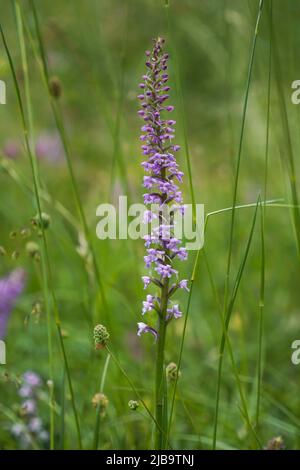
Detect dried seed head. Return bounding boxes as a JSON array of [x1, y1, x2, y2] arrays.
[[26, 241, 40, 259], [94, 324, 109, 350], [128, 400, 139, 411], [92, 393, 109, 417], [49, 76, 62, 99], [31, 212, 51, 230], [166, 362, 181, 383], [264, 436, 285, 450]]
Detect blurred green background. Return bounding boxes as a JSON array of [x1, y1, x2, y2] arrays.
[[0, 0, 300, 450]]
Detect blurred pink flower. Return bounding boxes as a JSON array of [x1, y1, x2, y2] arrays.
[[0, 269, 26, 339], [35, 132, 63, 164], [3, 139, 21, 159]]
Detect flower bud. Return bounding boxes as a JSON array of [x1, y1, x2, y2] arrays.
[[26, 241, 40, 259], [94, 324, 109, 350], [128, 400, 139, 411], [166, 362, 181, 383], [0, 246, 6, 256], [92, 393, 109, 417]]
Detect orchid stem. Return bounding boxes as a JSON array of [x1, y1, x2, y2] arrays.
[[155, 279, 169, 449]]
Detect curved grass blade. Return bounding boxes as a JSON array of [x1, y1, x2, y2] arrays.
[[0, 22, 82, 449]]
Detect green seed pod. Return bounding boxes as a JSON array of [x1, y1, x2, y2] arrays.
[[92, 393, 109, 417], [128, 400, 139, 411], [94, 324, 109, 350], [31, 212, 51, 230], [166, 362, 181, 383], [26, 241, 40, 258]]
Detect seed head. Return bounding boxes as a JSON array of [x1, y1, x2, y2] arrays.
[[92, 393, 109, 417], [264, 436, 285, 450], [128, 400, 139, 411], [94, 324, 109, 350], [26, 241, 40, 259], [31, 212, 51, 230]]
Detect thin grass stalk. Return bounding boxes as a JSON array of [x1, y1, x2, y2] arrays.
[[105, 346, 172, 449], [109, 1, 131, 201], [204, 239, 261, 448], [272, 16, 300, 258], [164, 0, 196, 219], [93, 354, 111, 450], [59, 368, 66, 450], [213, 0, 264, 449], [256, 0, 272, 427], [13, 0, 55, 448], [169, 205, 261, 447], [28, 0, 109, 325], [0, 23, 82, 449]]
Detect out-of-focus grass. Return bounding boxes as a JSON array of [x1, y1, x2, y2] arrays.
[[0, 0, 300, 450]]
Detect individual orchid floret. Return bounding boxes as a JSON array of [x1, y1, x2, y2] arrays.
[[155, 264, 177, 279], [178, 279, 189, 292], [142, 276, 151, 289], [137, 322, 158, 340], [167, 304, 182, 320], [142, 295, 155, 315]]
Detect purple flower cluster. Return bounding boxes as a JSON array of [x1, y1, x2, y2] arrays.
[[11, 371, 49, 448], [137, 38, 189, 339], [0, 269, 26, 340]]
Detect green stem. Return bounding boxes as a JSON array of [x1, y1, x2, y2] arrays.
[[155, 279, 168, 450], [93, 354, 111, 450]]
